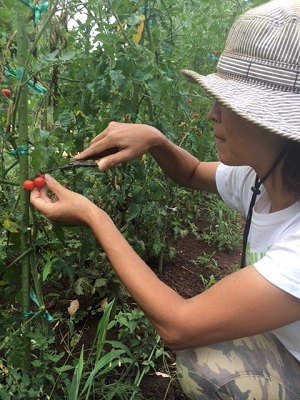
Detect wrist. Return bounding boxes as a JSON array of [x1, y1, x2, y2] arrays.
[[83, 204, 104, 226], [145, 125, 168, 151]]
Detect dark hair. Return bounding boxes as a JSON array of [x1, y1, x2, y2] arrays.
[[282, 140, 300, 198]]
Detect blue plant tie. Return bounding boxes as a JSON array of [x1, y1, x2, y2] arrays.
[[30, 288, 53, 321], [7, 145, 31, 156], [4, 66, 47, 94], [29, 288, 53, 322], [208, 53, 216, 62], [20, 0, 48, 23], [130, 113, 143, 122], [22, 310, 35, 318]]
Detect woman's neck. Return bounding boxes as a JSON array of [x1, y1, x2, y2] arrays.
[[262, 168, 297, 213]]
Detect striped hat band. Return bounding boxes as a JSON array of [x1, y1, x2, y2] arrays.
[[218, 55, 300, 94]]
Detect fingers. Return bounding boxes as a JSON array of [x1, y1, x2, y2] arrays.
[[30, 185, 47, 201], [30, 174, 66, 209], [44, 174, 66, 196], [75, 121, 151, 167], [75, 127, 109, 160], [74, 145, 100, 161], [95, 150, 132, 171], [30, 175, 81, 225], [75, 122, 122, 160], [95, 155, 115, 171]]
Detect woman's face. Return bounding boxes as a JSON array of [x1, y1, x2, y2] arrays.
[[208, 102, 285, 171]]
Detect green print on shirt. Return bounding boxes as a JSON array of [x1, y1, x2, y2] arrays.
[[246, 242, 271, 265]]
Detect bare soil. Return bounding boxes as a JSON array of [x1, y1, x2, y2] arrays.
[[48, 218, 241, 399]]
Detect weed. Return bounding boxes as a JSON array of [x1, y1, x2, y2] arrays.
[[200, 194, 242, 253], [200, 274, 217, 290], [191, 251, 219, 271]]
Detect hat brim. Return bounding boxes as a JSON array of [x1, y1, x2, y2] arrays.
[[181, 69, 300, 142]]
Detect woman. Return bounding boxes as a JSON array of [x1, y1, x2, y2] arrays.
[[31, 0, 300, 398]]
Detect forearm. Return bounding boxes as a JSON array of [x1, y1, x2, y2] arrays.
[[146, 128, 219, 192], [149, 135, 201, 187]]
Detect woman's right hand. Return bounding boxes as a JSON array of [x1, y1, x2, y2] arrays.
[[75, 122, 163, 171]]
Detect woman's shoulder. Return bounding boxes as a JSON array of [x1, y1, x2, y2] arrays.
[[216, 164, 256, 214]]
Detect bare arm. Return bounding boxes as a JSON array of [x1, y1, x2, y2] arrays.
[[88, 209, 300, 350], [75, 122, 219, 193], [30, 176, 300, 351], [148, 137, 219, 192]]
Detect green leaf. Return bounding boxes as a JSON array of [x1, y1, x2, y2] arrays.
[[127, 14, 141, 26], [55, 365, 74, 373], [44, 50, 59, 60], [126, 204, 141, 222], [69, 346, 84, 400], [52, 225, 65, 244], [59, 51, 76, 61], [30, 142, 50, 171], [74, 277, 93, 296], [110, 0, 121, 9], [133, 68, 154, 82], [31, 360, 43, 367], [109, 69, 126, 85], [42, 260, 52, 281]]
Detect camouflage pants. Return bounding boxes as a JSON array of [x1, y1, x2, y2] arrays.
[[176, 333, 300, 400]]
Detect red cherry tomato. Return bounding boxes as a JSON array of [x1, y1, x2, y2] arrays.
[[193, 113, 199, 118], [2, 89, 11, 98], [125, 114, 130, 119], [33, 176, 46, 188], [187, 99, 192, 104], [23, 180, 35, 191]]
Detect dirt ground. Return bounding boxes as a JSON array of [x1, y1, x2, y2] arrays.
[[49, 218, 242, 399]]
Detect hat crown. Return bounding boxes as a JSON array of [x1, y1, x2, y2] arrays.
[[181, 0, 300, 142], [224, 0, 300, 67], [217, 0, 300, 94]]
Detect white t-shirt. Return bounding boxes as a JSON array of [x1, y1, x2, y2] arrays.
[[216, 163, 300, 362]]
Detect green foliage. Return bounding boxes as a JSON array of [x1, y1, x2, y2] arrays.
[[0, 300, 168, 399], [199, 194, 242, 252], [0, 0, 255, 397]]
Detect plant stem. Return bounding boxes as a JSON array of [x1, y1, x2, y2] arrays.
[[144, 0, 155, 53], [12, 0, 59, 133], [0, 309, 46, 352], [17, 7, 31, 374], [0, 178, 19, 186], [7, 247, 33, 268]]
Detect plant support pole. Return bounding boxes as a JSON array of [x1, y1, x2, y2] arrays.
[[17, 7, 31, 373]]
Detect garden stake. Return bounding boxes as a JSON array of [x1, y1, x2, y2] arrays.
[[17, 7, 32, 373], [10, 0, 59, 375], [11, 0, 59, 136]]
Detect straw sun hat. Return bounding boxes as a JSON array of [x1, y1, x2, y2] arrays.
[[181, 0, 300, 141]]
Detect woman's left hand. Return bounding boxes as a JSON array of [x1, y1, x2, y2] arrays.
[[30, 174, 99, 226]]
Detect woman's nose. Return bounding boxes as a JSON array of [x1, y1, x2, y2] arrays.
[[208, 102, 221, 123]]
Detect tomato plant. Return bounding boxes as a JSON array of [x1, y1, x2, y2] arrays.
[[0, 0, 262, 396]]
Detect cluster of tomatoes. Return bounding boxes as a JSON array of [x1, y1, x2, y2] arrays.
[[187, 99, 199, 118], [23, 174, 46, 191]]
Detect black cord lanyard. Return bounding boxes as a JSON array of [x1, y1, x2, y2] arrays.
[[240, 175, 263, 268], [240, 143, 291, 268]]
